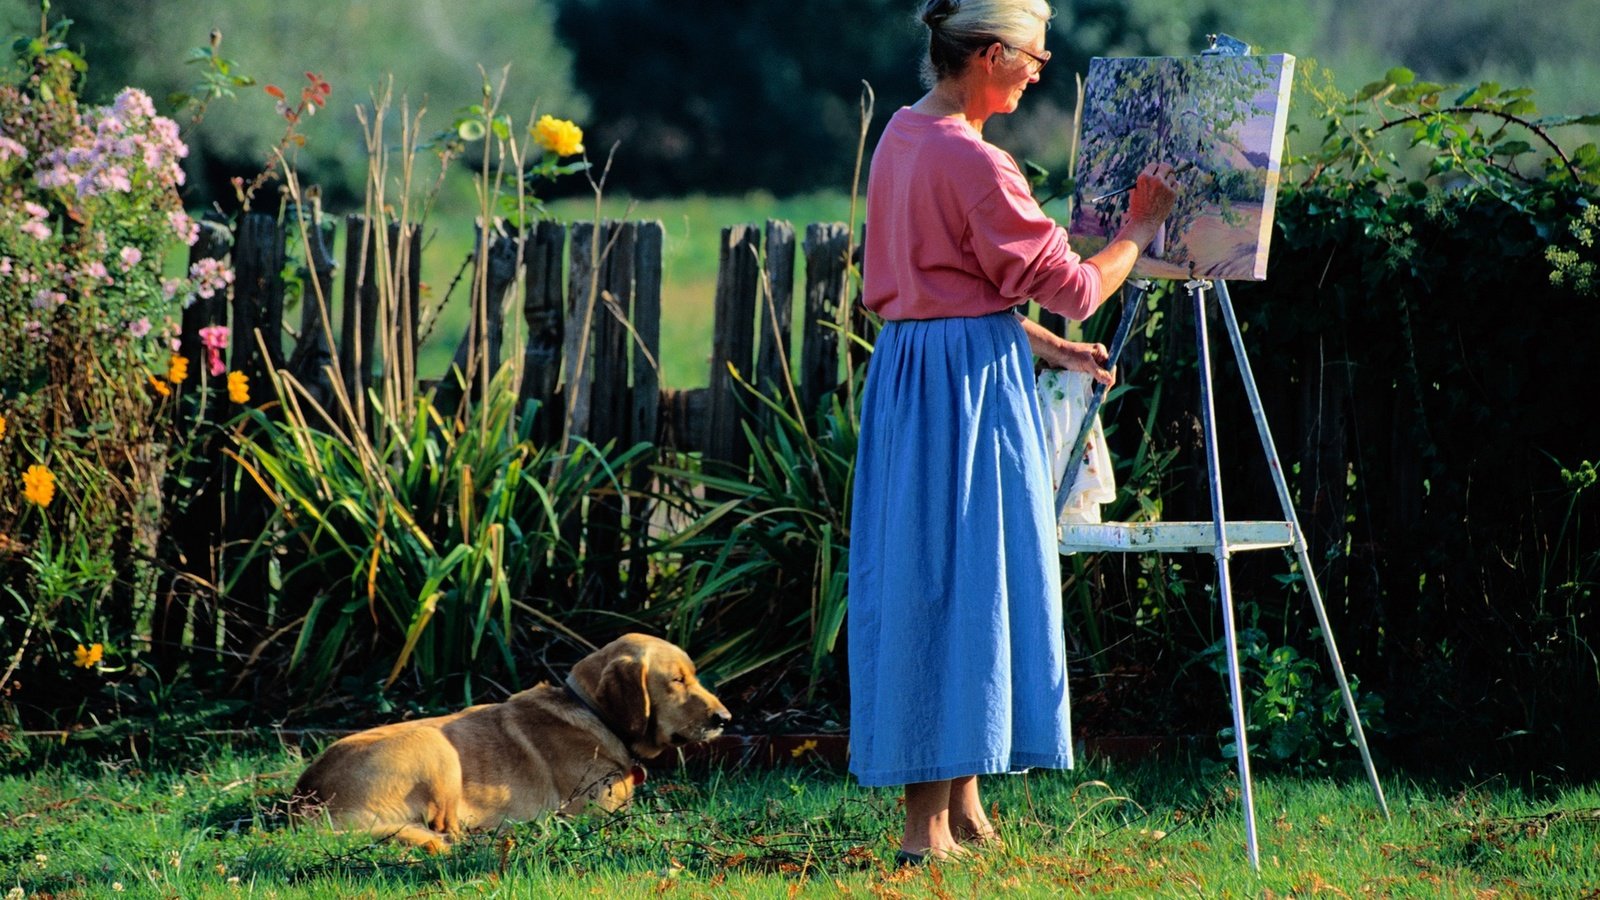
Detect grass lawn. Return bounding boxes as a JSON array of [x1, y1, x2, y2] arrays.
[[4, 742, 1597, 898]]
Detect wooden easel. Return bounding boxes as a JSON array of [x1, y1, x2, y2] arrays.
[[1056, 277, 1391, 869]]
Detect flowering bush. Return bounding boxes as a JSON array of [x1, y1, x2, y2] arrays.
[[0, 20, 218, 701], [0, 71, 205, 394]]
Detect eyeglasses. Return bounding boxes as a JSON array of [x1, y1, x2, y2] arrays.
[[1004, 43, 1050, 74]]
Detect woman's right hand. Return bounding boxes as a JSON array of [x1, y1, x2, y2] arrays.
[[1126, 162, 1178, 236]]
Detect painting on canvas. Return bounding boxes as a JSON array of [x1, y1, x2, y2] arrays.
[[1068, 53, 1295, 281]]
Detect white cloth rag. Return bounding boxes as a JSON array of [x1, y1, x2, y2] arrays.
[[1036, 368, 1117, 529]]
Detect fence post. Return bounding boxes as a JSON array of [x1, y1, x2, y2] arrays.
[[628, 221, 664, 606], [341, 214, 379, 430], [707, 224, 761, 473], [584, 222, 636, 604], [564, 222, 598, 443], [287, 211, 338, 408], [521, 220, 567, 447], [800, 223, 851, 418], [232, 212, 286, 377], [152, 217, 232, 675], [438, 220, 519, 416], [758, 220, 797, 417], [221, 211, 284, 668]]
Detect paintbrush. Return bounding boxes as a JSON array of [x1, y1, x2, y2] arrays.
[[1088, 160, 1195, 205]]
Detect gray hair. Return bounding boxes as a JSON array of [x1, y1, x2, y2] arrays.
[[919, 0, 1053, 87]]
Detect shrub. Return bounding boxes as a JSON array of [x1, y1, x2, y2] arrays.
[[0, 16, 209, 716]]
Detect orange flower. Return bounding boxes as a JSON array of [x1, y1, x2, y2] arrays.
[[0, 411, 7, 441], [148, 373, 171, 397], [227, 370, 249, 404], [167, 354, 189, 384], [74, 643, 104, 668], [22, 464, 55, 507]]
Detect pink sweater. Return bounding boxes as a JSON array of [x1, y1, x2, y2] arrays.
[[863, 107, 1104, 321]]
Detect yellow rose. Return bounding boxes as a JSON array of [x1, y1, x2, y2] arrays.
[[227, 370, 250, 404], [167, 354, 189, 384], [533, 115, 584, 157], [23, 464, 55, 507]]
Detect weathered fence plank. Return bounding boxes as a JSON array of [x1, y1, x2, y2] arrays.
[[564, 222, 598, 442], [758, 220, 797, 404], [628, 221, 664, 606], [286, 214, 337, 407], [438, 221, 519, 415], [521, 220, 567, 447], [587, 221, 636, 604], [707, 224, 761, 472], [233, 212, 286, 376], [340, 214, 379, 427], [800, 223, 851, 418]]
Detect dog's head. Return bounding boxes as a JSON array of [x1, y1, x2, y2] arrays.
[[568, 633, 732, 759]]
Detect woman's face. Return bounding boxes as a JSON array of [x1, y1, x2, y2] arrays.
[[984, 23, 1047, 117]]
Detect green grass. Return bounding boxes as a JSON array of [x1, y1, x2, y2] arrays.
[[408, 190, 857, 391], [4, 743, 1598, 897]]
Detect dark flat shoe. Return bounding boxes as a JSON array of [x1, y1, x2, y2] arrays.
[[894, 849, 926, 867]]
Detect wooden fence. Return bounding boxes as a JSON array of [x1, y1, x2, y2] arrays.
[[182, 212, 864, 460], [151, 209, 869, 675]]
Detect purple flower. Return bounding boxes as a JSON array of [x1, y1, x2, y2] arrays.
[[128, 317, 152, 338]]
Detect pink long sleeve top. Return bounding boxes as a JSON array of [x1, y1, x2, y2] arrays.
[[863, 107, 1104, 321]]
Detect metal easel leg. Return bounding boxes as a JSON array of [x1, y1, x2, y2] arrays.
[[1188, 278, 1262, 870], [1212, 280, 1391, 819]]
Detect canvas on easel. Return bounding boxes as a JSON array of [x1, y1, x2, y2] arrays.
[[1068, 53, 1295, 281]]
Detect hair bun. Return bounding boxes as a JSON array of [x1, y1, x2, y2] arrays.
[[921, 0, 958, 28]]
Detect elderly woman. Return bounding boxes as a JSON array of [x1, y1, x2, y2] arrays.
[[847, 0, 1178, 863]]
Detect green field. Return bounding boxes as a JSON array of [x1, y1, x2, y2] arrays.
[[4, 743, 1598, 897]]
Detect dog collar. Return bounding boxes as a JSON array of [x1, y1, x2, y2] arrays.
[[562, 677, 641, 758]]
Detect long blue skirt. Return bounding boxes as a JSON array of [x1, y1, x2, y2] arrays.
[[848, 311, 1074, 787]]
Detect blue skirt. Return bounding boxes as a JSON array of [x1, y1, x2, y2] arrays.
[[848, 311, 1074, 787]]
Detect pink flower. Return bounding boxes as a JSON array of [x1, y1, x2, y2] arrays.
[[0, 258, 10, 276], [84, 260, 110, 283], [0, 135, 26, 161], [170, 211, 199, 246], [190, 258, 234, 299], [119, 246, 142, 270], [23, 201, 48, 219], [198, 324, 230, 376], [128, 317, 152, 338], [22, 220, 50, 241], [112, 88, 156, 120], [198, 324, 230, 350]]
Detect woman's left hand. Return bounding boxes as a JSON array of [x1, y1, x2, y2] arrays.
[[1046, 341, 1115, 388]]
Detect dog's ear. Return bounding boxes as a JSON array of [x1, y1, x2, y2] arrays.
[[594, 653, 651, 744]]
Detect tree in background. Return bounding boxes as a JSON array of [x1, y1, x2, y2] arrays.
[[2, 0, 582, 209], [551, 0, 922, 197]]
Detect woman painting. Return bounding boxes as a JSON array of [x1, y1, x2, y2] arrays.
[[847, 0, 1178, 864]]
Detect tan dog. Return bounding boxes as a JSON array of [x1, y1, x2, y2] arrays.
[[290, 633, 731, 850]]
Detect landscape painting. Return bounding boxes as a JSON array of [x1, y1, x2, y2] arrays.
[[1069, 53, 1296, 281]]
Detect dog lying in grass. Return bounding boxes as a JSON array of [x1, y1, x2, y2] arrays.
[[290, 633, 731, 851]]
